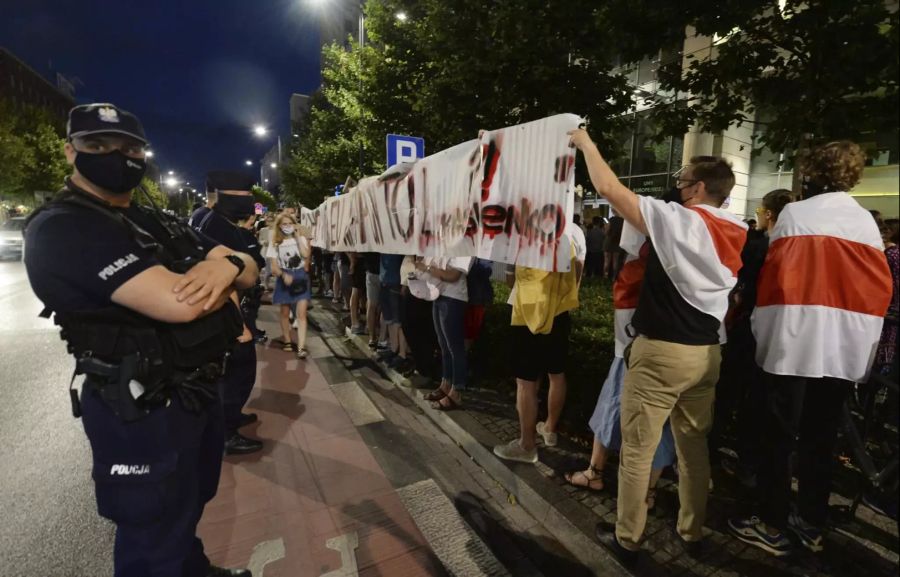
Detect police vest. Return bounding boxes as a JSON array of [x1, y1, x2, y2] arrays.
[[27, 188, 243, 392]]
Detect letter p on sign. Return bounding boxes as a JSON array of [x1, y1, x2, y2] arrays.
[[386, 134, 425, 167]]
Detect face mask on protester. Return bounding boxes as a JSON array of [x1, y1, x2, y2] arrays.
[[661, 186, 685, 205], [75, 150, 146, 194], [280, 224, 296, 235], [215, 194, 256, 221]]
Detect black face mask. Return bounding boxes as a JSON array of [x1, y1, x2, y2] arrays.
[[75, 150, 146, 194], [215, 193, 256, 221], [661, 186, 684, 205]]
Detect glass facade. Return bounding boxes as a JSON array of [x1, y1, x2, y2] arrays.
[[607, 111, 684, 198]]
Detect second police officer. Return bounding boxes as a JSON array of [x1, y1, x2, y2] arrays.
[[24, 103, 256, 577], [190, 171, 265, 455]]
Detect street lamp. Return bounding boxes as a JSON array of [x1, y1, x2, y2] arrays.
[[245, 160, 253, 166], [167, 170, 174, 176], [145, 150, 154, 158], [165, 177, 178, 188], [270, 162, 278, 169], [396, 11, 408, 21], [253, 125, 268, 137]]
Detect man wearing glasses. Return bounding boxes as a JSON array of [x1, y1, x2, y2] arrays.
[[570, 128, 747, 565], [24, 104, 254, 577]]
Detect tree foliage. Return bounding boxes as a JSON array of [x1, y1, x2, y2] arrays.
[[601, 0, 899, 156], [251, 185, 277, 211], [281, 0, 634, 206], [0, 98, 69, 206], [136, 177, 168, 210]]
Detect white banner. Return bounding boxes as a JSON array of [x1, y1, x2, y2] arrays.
[[476, 113, 580, 271], [307, 114, 582, 272]]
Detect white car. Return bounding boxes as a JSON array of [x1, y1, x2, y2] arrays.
[[0, 217, 26, 260]]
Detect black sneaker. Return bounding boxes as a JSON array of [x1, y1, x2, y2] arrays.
[[594, 522, 638, 568], [238, 413, 258, 428], [225, 433, 263, 455], [728, 516, 792, 557]]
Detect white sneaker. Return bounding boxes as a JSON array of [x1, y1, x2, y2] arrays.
[[493, 439, 538, 464], [536, 421, 558, 447]]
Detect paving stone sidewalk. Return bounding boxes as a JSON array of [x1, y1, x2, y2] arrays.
[[327, 298, 899, 577]]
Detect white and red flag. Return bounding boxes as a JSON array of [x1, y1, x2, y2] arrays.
[[752, 192, 892, 382]]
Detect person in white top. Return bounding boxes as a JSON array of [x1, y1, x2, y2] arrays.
[[266, 213, 312, 359], [414, 256, 472, 411], [257, 213, 275, 289]]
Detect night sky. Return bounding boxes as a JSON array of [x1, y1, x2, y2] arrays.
[[1, 0, 324, 190]]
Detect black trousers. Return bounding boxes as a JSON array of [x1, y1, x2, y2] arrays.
[[584, 251, 604, 277], [758, 373, 850, 530], [220, 341, 257, 437], [401, 291, 439, 380], [711, 318, 765, 472]]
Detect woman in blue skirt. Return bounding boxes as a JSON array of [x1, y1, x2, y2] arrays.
[[267, 213, 312, 359]]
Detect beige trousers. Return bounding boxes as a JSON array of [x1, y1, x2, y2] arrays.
[[616, 336, 721, 550]]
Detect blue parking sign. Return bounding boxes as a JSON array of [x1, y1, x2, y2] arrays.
[[386, 134, 425, 167]]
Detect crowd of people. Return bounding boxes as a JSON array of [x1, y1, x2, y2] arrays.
[[24, 102, 898, 576], [228, 136, 898, 566]]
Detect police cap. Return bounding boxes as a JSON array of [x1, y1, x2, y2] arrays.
[[67, 103, 148, 144], [206, 170, 255, 193]]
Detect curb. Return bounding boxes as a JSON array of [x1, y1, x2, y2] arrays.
[[336, 322, 632, 577]]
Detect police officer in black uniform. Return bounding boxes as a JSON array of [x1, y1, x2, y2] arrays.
[[190, 172, 264, 455], [24, 103, 255, 577]]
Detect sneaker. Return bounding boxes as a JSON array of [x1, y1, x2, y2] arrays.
[[325, 290, 334, 298], [727, 516, 792, 557], [493, 439, 538, 464], [787, 512, 824, 553], [368, 339, 378, 349], [376, 348, 396, 360], [536, 421, 558, 447], [351, 325, 366, 335], [721, 457, 758, 489]]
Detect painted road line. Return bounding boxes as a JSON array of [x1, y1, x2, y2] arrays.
[[398, 479, 511, 577], [246, 538, 285, 577], [330, 381, 386, 426]]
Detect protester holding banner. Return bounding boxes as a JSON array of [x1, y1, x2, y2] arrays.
[[493, 236, 581, 465], [570, 127, 746, 565], [729, 141, 892, 556], [414, 257, 473, 411]]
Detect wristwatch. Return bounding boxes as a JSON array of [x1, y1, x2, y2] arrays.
[[224, 254, 246, 277]]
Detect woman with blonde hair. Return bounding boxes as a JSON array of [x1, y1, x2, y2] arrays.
[[266, 212, 312, 359]]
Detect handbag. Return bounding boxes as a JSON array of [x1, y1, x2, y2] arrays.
[[284, 271, 309, 296]]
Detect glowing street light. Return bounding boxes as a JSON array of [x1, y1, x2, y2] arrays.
[[396, 11, 408, 21], [270, 162, 278, 169], [167, 170, 174, 176], [245, 160, 253, 166], [253, 125, 268, 137], [145, 150, 154, 158], [165, 177, 178, 187]]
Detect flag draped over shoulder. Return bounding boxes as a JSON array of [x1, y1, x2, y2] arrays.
[[752, 192, 892, 382]]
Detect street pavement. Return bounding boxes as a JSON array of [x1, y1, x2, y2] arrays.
[[0, 260, 115, 576], [0, 259, 585, 577]]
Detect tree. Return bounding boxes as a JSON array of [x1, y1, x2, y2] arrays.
[[136, 177, 168, 210], [601, 0, 899, 162], [250, 185, 277, 211], [282, 0, 635, 204], [21, 123, 68, 196]]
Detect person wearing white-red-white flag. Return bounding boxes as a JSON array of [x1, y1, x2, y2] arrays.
[[730, 141, 893, 557], [570, 127, 746, 565]]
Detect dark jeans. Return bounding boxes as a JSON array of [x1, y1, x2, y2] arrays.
[[433, 296, 468, 390], [220, 341, 257, 437], [402, 291, 439, 379], [711, 318, 765, 473], [585, 251, 604, 277], [758, 373, 851, 530]]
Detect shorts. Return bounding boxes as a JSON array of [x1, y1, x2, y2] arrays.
[[323, 253, 335, 274], [511, 311, 571, 381], [352, 264, 366, 290], [366, 273, 381, 305], [381, 283, 402, 324], [273, 269, 311, 304], [464, 304, 486, 341], [339, 262, 352, 293]]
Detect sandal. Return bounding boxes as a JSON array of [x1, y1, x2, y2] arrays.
[[564, 467, 605, 492], [282, 341, 294, 352], [431, 394, 461, 411], [423, 388, 447, 402], [297, 347, 308, 360]]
